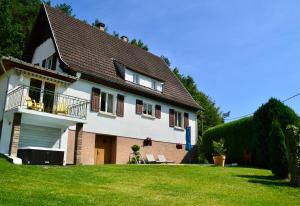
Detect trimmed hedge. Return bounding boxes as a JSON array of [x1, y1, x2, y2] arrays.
[[202, 116, 254, 164], [201, 98, 299, 167]]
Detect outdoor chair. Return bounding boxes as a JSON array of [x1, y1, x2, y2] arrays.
[[157, 154, 174, 164], [25, 96, 44, 111], [145, 154, 157, 164]]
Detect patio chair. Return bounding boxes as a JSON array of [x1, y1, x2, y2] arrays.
[[157, 154, 174, 164], [145, 154, 157, 164], [54, 103, 69, 115], [25, 97, 44, 111]]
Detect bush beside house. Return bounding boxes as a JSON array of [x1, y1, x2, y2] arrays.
[[200, 98, 300, 180], [201, 116, 254, 164]]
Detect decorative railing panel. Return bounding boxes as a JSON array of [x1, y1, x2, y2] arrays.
[[5, 85, 89, 120]]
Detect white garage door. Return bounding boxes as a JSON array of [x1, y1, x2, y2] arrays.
[[19, 124, 61, 148]]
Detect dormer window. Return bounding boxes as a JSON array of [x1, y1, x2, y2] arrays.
[[151, 80, 157, 90], [133, 73, 140, 84], [41, 53, 57, 70]]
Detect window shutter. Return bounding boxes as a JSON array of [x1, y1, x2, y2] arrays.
[[51, 53, 57, 70], [184, 112, 189, 128], [42, 59, 46, 67], [136, 99, 143, 114], [169, 109, 175, 127], [155, 105, 161, 119], [91, 88, 100, 112], [116, 94, 125, 117]]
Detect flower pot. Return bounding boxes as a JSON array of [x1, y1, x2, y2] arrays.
[[213, 155, 226, 167]]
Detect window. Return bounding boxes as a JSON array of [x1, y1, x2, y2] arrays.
[[143, 102, 153, 116], [100, 92, 114, 114], [151, 80, 156, 90], [45, 56, 53, 69], [133, 73, 140, 84], [174, 110, 183, 128]]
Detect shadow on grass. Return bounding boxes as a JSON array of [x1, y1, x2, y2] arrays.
[[236, 174, 290, 187]]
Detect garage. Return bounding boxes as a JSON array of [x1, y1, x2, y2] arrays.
[[17, 124, 64, 165]]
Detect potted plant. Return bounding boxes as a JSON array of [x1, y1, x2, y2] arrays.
[[129, 144, 141, 164], [212, 139, 227, 167]]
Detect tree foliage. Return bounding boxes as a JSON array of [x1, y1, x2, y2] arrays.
[[0, 0, 74, 59], [130, 39, 148, 51], [172, 68, 224, 136], [253, 98, 299, 167], [286, 125, 300, 186], [269, 120, 289, 179]]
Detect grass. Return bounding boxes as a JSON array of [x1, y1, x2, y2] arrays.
[[0, 157, 299, 206]]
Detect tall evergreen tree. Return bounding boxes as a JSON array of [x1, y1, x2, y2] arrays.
[[269, 120, 289, 179]]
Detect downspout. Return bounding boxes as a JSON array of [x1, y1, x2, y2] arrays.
[[0, 57, 10, 140]]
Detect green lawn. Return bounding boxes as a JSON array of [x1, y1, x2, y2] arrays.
[[0, 157, 299, 206]]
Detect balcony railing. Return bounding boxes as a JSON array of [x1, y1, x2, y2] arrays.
[[5, 85, 89, 120]]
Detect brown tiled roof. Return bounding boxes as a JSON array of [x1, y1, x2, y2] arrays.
[[44, 5, 201, 110]]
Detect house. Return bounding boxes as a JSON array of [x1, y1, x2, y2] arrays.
[[0, 4, 201, 165]]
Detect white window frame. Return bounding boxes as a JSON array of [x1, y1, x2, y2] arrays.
[[45, 56, 53, 70], [100, 91, 115, 115], [142, 102, 154, 117], [133, 73, 140, 84], [174, 110, 183, 128], [151, 79, 157, 90]]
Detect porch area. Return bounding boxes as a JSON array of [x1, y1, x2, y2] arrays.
[[2, 85, 89, 165]]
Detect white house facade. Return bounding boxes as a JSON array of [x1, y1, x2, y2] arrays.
[[0, 5, 201, 165]]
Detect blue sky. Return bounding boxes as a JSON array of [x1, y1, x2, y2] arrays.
[[52, 0, 300, 121]]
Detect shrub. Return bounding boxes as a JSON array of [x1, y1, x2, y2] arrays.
[[212, 139, 226, 156], [269, 121, 289, 179], [201, 116, 254, 163], [131, 145, 140, 154], [253, 98, 299, 168], [286, 125, 300, 186]]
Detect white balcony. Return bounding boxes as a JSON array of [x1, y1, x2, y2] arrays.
[[5, 85, 89, 126]]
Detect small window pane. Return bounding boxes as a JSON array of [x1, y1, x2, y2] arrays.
[[143, 103, 147, 114], [107, 94, 113, 113], [148, 104, 152, 115], [101, 92, 106, 112], [178, 112, 182, 127]]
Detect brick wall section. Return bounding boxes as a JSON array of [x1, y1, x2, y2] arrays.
[[68, 129, 189, 165], [9, 113, 22, 156], [67, 130, 75, 164], [68, 130, 96, 165], [74, 123, 83, 165], [116, 136, 188, 164]]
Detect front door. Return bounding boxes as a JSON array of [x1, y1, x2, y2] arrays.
[[95, 135, 114, 164]]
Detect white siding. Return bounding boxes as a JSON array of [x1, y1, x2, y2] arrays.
[[0, 74, 9, 119], [124, 69, 163, 92], [63, 79, 197, 145], [31, 38, 62, 72]]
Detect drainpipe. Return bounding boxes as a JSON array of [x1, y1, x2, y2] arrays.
[[0, 57, 10, 138]]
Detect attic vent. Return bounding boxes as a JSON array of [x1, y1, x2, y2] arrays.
[[95, 22, 105, 31], [121, 36, 128, 43]]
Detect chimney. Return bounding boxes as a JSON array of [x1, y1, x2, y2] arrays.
[[95, 22, 105, 31], [121, 36, 128, 43]]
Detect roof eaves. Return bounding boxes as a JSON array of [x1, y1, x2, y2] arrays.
[[43, 3, 69, 70]]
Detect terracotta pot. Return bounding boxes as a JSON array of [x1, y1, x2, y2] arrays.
[[213, 155, 226, 167]]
